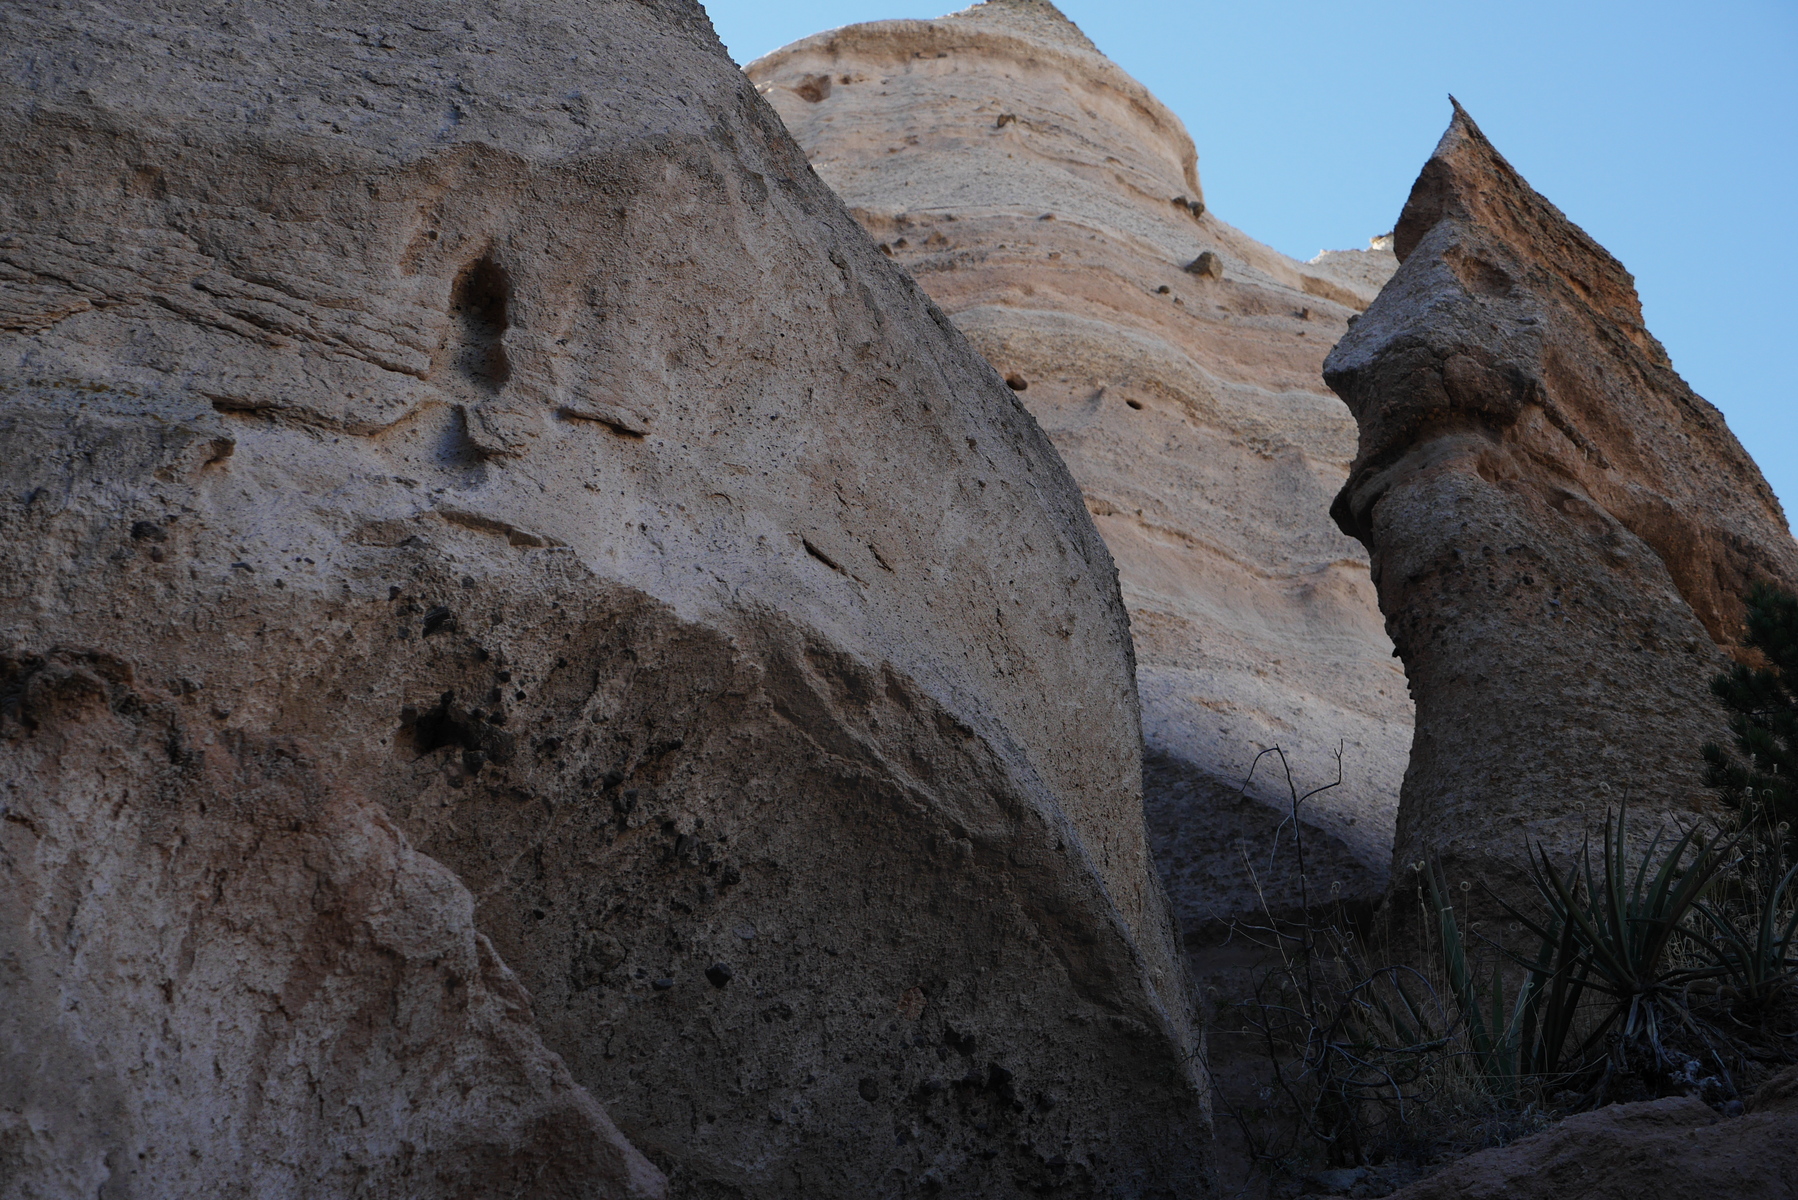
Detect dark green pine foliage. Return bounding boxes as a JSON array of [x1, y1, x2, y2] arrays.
[[1703, 584, 1798, 825]]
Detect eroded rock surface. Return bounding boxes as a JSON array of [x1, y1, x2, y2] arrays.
[[0, 647, 664, 1199], [1387, 1079, 1798, 1200], [0, 0, 1208, 1196], [748, 0, 1412, 931], [1325, 103, 1798, 913]]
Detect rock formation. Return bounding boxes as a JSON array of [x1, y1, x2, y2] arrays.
[[747, 0, 1412, 931], [0, 645, 666, 1199], [1386, 1075, 1798, 1200], [0, 1, 1209, 1196], [1324, 102, 1798, 914]]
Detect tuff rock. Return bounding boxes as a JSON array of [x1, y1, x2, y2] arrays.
[[748, 0, 1413, 933], [0, 1, 1210, 1195], [1385, 1068, 1798, 1200], [1324, 102, 1798, 916]]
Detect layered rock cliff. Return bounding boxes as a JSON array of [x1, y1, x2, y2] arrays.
[[1325, 102, 1798, 912], [0, 1, 1210, 1195], [748, 0, 1413, 930]]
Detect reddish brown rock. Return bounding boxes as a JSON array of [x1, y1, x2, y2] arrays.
[[1324, 102, 1798, 911]]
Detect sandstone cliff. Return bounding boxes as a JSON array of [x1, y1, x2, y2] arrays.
[[1325, 101, 1798, 912], [748, 0, 1413, 930], [0, 1, 1209, 1195]]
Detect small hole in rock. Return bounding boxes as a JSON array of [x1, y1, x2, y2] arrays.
[[448, 255, 511, 389]]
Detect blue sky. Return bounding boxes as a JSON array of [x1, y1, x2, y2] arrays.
[[703, 0, 1797, 525]]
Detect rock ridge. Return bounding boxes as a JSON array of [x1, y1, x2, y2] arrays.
[[0, 0, 1210, 1195], [1324, 100, 1798, 914], [749, 0, 1413, 932]]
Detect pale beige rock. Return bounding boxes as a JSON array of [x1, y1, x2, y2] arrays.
[[0, 0, 1208, 1196], [1325, 103, 1798, 918], [747, 0, 1413, 930]]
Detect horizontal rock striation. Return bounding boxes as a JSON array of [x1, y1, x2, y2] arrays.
[[1325, 101, 1798, 915], [0, 0, 1209, 1195], [748, 0, 1413, 932]]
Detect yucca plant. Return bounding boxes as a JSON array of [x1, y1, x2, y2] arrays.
[[1426, 805, 1746, 1099], [1509, 808, 1740, 1082], [1688, 858, 1798, 1009], [1424, 863, 1589, 1097]]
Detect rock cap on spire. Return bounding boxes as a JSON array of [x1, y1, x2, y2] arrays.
[[940, 0, 1101, 55]]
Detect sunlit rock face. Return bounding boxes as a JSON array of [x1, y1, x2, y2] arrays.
[[0, 0, 1211, 1196], [1325, 102, 1798, 919], [749, 0, 1413, 933]]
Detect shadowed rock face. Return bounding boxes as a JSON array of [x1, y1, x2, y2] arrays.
[[748, 0, 1413, 934], [0, 1, 1209, 1196], [1325, 102, 1798, 914], [0, 646, 665, 1200], [1386, 1075, 1798, 1200]]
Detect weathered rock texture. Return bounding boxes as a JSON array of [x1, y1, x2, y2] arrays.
[[1325, 102, 1798, 913], [1387, 1075, 1798, 1200], [0, 648, 665, 1199], [0, 1, 1209, 1196], [748, 0, 1412, 931]]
